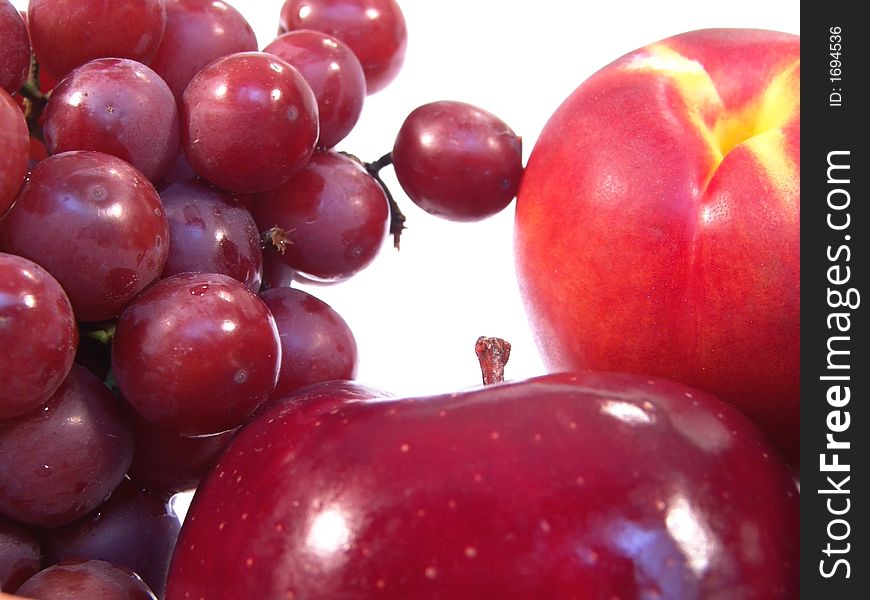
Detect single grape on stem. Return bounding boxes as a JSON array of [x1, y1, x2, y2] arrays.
[[392, 100, 523, 222]]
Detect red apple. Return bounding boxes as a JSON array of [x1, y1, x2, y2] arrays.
[[166, 373, 798, 599], [514, 29, 800, 466]]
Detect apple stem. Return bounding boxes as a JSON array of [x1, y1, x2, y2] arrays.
[[475, 336, 511, 385]]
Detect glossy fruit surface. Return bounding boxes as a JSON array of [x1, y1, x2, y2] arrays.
[[42, 478, 180, 599], [392, 100, 523, 222], [16, 559, 157, 600], [167, 372, 799, 599], [263, 30, 366, 148], [260, 286, 358, 398], [0, 0, 29, 94], [0, 366, 133, 528], [0, 514, 41, 593], [260, 247, 297, 290], [159, 179, 263, 292], [0, 151, 169, 322], [181, 51, 319, 194], [149, 0, 258, 103], [514, 29, 800, 465], [279, 0, 406, 94], [0, 88, 28, 216], [43, 58, 180, 184], [253, 151, 389, 282], [0, 253, 78, 420], [111, 272, 281, 436], [127, 414, 236, 495], [27, 0, 167, 80]]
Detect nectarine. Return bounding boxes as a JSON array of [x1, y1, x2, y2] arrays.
[[515, 29, 800, 465]]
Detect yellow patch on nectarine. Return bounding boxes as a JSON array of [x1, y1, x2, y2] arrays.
[[624, 45, 724, 162], [744, 130, 799, 213], [624, 45, 800, 197]]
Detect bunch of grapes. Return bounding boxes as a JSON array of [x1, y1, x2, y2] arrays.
[[0, 0, 524, 597]]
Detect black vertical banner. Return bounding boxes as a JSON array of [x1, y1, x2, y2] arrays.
[[801, 4, 867, 597]]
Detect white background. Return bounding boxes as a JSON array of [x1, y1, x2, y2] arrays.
[[12, 0, 801, 398]]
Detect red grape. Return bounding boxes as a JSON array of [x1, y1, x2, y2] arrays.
[[158, 152, 198, 188], [159, 179, 263, 292], [0, 0, 29, 94], [0, 514, 42, 593], [26, 0, 167, 80], [0, 253, 78, 420], [263, 30, 366, 148], [392, 100, 524, 221], [279, 0, 407, 94], [111, 272, 281, 436], [252, 150, 389, 282], [149, 0, 258, 104], [260, 287, 358, 399], [43, 58, 180, 184], [0, 151, 170, 322], [16, 559, 157, 600], [0, 88, 28, 217], [42, 478, 180, 599], [127, 414, 236, 495], [181, 51, 319, 194], [0, 365, 134, 528], [260, 246, 298, 290]]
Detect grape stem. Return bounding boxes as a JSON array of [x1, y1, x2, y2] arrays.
[[364, 152, 406, 250], [475, 336, 511, 386], [260, 226, 293, 253], [18, 53, 49, 137], [83, 324, 117, 345]]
